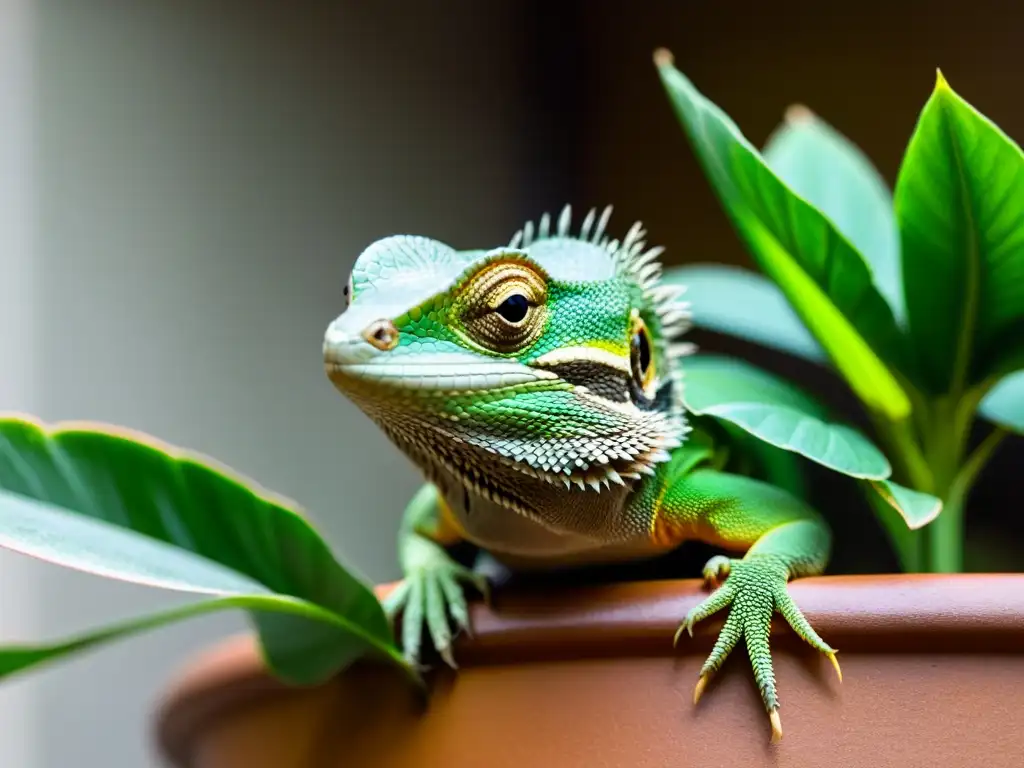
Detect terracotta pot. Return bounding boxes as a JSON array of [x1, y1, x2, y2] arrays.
[[155, 574, 1024, 768]]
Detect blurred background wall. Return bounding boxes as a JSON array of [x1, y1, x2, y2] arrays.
[[1, 0, 40, 765], [0, 1, 1022, 766], [3, 2, 536, 766]]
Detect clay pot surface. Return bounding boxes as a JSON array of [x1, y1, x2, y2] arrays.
[[156, 574, 1024, 768]]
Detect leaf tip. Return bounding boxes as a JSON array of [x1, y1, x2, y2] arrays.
[[934, 67, 951, 93], [783, 103, 816, 126], [914, 500, 944, 530], [653, 47, 675, 69]]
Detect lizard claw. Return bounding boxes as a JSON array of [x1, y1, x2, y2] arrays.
[[693, 673, 710, 705], [383, 561, 488, 668], [769, 709, 783, 744], [438, 643, 458, 669], [672, 621, 690, 648], [827, 651, 843, 683], [701, 555, 732, 587], [677, 555, 834, 743]]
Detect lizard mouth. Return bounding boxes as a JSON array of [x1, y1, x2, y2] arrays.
[[324, 352, 558, 393]]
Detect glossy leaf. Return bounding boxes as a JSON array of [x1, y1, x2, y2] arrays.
[[979, 370, 1024, 433], [662, 263, 827, 363], [894, 71, 1024, 393], [0, 415, 413, 686], [763, 106, 904, 323], [866, 479, 943, 530], [862, 482, 920, 572], [682, 355, 891, 480], [714, 421, 808, 500], [862, 479, 943, 572], [655, 51, 911, 422]]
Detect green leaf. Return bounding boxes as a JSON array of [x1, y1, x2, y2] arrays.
[[861, 482, 919, 572], [715, 421, 809, 500], [655, 50, 911, 422], [763, 106, 904, 323], [682, 354, 891, 480], [894, 70, 1024, 393], [0, 415, 413, 687], [662, 263, 827, 363], [979, 370, 1024, 432], [861, 479, 942, 572], [865, 479, 943, 530]]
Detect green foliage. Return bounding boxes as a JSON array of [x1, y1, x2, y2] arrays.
[[1, 49, 1020, 701], [0, 416, 417, 688], [763, 105, 904, 323], [980, 371, 1024, 433], [665, 264, 826, 362], [867, 480, 943, 530], [684, 355, 940, 563], [863, 480, 943, 572], [654, 51, 910, 423], [683, 355, 891, 480], [895, 73, 1024, 394], [656, 51, 1021, 573]]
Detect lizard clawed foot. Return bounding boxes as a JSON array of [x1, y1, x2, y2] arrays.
[[691, 670, 783, 743], [676, 555, 839, 743], [382, 562, 489, 669], [701, 554, 732, 587]]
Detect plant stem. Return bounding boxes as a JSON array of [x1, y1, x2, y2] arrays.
[[871, 415, 935, 493], [918, 425, 1007, 573], [956, 426, 1009, 492], [873, 391, 1007, 573], [922, 492, 964, 572]]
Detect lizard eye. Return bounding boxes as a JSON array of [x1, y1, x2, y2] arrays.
[[342, 273, 354, 308], [458, 261, 548, 353], [630, 312, 655, 392], [495, 293, 530, 324]]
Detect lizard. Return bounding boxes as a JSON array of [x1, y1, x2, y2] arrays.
[[322, 205, 841, 743]]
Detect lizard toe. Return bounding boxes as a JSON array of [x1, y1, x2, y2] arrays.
[[701, 554, 732, 587], [387, 563, 483, 667], [677, 556, 833, 743]]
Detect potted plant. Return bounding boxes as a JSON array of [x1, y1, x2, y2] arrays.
[[652, 49, 1024, 573], [1, 50, 1023, 768]]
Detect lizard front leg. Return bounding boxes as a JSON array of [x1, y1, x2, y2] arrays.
[[382, 483, 488, 667], [636, 465, 839, 742]]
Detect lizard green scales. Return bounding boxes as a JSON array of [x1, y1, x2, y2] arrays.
[[322, 205, 841, 743]]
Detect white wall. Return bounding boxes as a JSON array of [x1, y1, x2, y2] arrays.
[[1, 2, 527, 766], [0, 0, 40, 765]]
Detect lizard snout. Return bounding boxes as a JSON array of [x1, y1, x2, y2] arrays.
[[323, 314, 394, 366]]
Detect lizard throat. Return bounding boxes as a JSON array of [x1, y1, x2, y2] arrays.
[[339, 382, 688, 509]]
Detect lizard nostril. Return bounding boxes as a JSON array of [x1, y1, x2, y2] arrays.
[[362, 319, 399, 351]]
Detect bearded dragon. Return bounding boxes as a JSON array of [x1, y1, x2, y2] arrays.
[[323, 205, 840, 743]]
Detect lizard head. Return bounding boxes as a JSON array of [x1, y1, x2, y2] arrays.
[[323, 205, 693, 510]]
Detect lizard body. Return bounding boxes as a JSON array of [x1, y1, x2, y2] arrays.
[[323, 206, 838, 742]]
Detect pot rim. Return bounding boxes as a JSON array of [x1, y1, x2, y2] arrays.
[[153, 573, 1024, 767]]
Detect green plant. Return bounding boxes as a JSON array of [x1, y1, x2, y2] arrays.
[[0, 416, 420, 690], [1, 50, 1019, 705], [654, 49, 1024, 573]]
